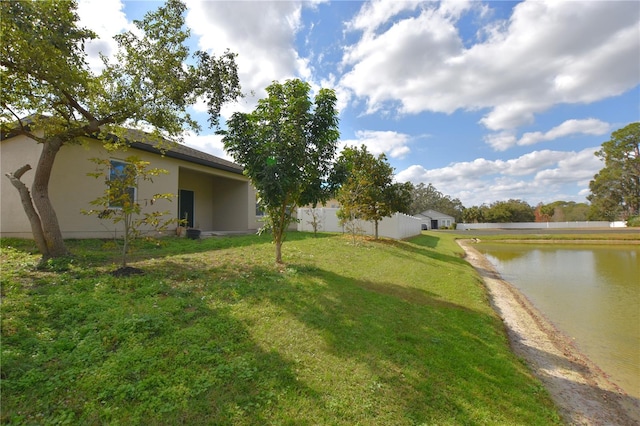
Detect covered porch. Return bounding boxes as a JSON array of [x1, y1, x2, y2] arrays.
[[177, 167, 255, 233]]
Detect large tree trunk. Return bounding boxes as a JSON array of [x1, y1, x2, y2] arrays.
[[30, 138, 69, 258], [5, 165, 51, 260]]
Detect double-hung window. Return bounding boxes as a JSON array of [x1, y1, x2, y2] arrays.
[[109, 159, 136, 208]]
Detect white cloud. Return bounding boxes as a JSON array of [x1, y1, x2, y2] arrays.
[[517, 118, 610, 147], [77, 0, 132, 73], [396, 147, 603, 206], [534, 147, 603, 186], [484, 131, 517, 151], [344, 0, 421, 35], [340, 130, 412, 159], [184, 0, 311, 115], [340, 0, 640, 130], [486, 118, 611, 151], [182, 132, 233, 162]]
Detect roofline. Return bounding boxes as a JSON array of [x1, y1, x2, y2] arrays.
[[129, 141, 243, 175], [1, 118, 244, 176]]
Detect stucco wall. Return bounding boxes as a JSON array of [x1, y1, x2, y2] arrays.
[[1, 136, 179, 238], [1, 135, 42, 238], [1, 135, 257, 238]]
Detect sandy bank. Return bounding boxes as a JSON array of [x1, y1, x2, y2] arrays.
[[457, 239, 640, 426]]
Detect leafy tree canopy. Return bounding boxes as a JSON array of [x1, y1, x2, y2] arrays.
[[221, 79, 340, 263], [535, 201, 589, 222], [465, 199, 535, 223], [333, 145, 410, 239], [409, 182, 464, 221], [588, 122, 640, 220]]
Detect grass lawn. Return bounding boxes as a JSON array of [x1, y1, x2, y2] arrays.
[[1, 232, 562, 425]]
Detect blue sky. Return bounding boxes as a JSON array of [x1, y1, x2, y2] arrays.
[[77, 0, 640, 207]]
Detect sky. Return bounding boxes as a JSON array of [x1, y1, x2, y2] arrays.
[[76, 0, 640, 208]]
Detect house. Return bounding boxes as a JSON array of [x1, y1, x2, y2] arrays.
[[416, 209, 455, 230], [1, 130, 259, 239]]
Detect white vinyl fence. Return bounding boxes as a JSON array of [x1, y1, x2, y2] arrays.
[[456, 221, 625, 230], [297, 208, 422, 240]]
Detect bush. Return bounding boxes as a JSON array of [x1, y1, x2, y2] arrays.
[[626, 215, 640, 227]]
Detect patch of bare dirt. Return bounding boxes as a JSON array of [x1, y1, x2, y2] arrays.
[[458, 239, 640, 426]]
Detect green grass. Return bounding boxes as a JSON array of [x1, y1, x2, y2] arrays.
[[1, 232, 562, 425]]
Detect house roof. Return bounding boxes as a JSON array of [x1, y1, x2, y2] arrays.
[[1, 119, 244, 175], [417, 209, 455, 220], [125, 131, 243, 175]]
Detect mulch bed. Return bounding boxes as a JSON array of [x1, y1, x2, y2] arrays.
[[111, 266, 145, 277]]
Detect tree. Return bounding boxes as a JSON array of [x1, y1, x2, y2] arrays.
[[588, 123, 640, 220], [1, 0, 241, 263], [409, 182, 464, 222], [536, 201, 589, 222], [534, 203, 554, 222], [334, 146, 409, 239], [386, 182, 414, 216], [483, 199, 535, 223], [462, 205, 484, 223], [221, 79, 340, 263], [83, 156, 179, 269]]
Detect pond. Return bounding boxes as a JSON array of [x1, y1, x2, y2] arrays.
[[476, 243, 640, 398]]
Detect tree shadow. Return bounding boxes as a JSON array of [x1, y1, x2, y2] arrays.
[[1, 231, 332, 275], [1, 232, 566, 423], [412, 233, 440, 248], [0, 262, 321, 424], [374, 236, 469, 267], [242, 265, 561, 424]]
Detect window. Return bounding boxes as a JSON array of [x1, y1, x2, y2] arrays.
[[109, 159, 136, 208]]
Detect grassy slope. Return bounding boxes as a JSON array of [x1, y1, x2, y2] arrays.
[[1, 232, 561, 425]]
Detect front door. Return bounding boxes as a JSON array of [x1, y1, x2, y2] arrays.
[[431, 219, 438, 230], [178, 190, 195, 228]]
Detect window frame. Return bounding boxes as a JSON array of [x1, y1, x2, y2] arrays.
[[108, 159, 137, 209]]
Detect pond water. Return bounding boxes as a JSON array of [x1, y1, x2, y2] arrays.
[[476, 243, 640, 398]]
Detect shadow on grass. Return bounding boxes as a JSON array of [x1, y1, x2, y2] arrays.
[[412, 233, 440, 248], [374, 235, 469, 267], [238, 265, 561, 424], [0, 231, 332, 273], [0, 265, 321, 425], [1, 232, 562, 424]]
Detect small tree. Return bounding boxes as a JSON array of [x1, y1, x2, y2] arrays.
[[83, 155, 179, 268], [221, 79, 340, 263], [305, 208, 323, 237], [334, 146, 409, 239]]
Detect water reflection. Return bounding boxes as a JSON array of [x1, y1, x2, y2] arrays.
[[477, 243, 640, 398]]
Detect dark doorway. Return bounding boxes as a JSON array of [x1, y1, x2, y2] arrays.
[[431, 219, 438, 230], [179, 190, 195, 228]]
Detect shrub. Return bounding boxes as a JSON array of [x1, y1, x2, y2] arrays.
[[626, 215, 640, 227]]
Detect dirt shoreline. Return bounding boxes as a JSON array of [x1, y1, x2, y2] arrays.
[[457, 239, 640, 426]]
